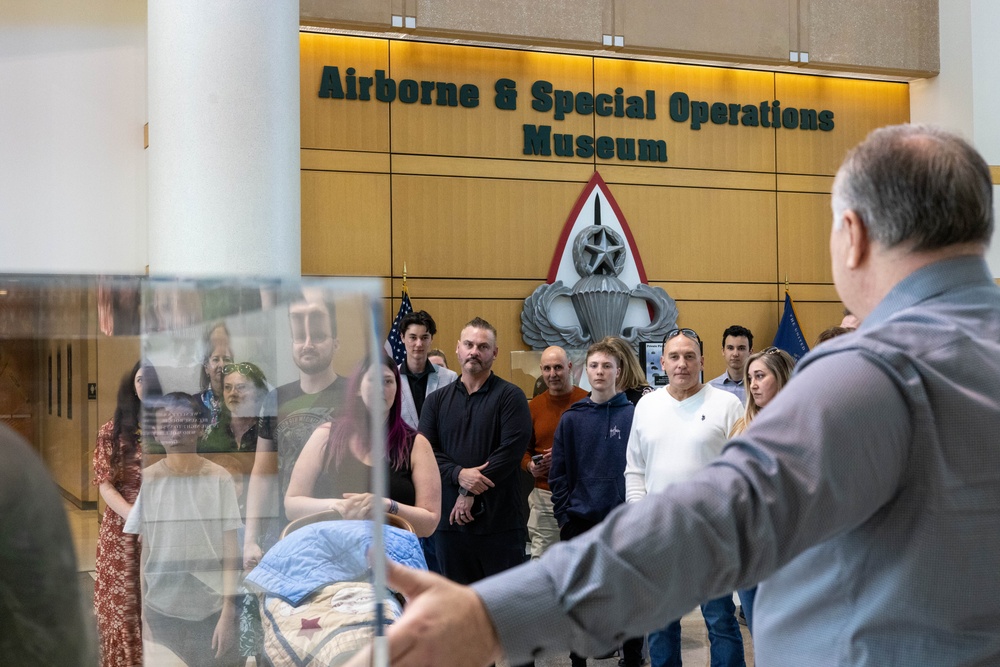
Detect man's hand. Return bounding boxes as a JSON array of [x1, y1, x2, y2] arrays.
[[528, 450, 552, 478], [449, 494, 475, 526], [458, 462, 495, 495], [344, 561, 501, 667]]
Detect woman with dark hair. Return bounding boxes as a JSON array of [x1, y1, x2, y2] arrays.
[[92, 361, 161, 667], [285, 354, 441, 537]]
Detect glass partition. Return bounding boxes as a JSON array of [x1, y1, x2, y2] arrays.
[[0, 274, 404, 667]]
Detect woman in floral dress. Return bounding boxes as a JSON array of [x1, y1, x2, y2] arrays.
[[93, 361, 160, 666]]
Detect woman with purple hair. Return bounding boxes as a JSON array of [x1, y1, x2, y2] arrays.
[[285, 354, 441, 537]]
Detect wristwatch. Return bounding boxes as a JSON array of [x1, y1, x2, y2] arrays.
[[458, 486, 470, 497]]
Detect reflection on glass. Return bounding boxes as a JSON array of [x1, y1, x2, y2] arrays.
[[0, 274, 414, 667], [285, 354, 442, 538]]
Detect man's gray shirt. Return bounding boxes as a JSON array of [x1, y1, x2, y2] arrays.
[[474, 255, 1000, 666]]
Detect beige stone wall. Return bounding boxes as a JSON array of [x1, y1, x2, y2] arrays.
[[301, 0, 938, 78]]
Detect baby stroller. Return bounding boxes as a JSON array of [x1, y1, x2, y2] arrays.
[[244, 510, 426, 667]]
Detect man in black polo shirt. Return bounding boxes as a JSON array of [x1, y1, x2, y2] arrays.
[[418, 317, 532, 585]]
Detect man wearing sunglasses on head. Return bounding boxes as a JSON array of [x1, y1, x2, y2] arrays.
[[623, 327, 746, 667]]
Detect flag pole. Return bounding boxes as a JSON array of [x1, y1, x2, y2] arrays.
[[403, 262, 408, 296]]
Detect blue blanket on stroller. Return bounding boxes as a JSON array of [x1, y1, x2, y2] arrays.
[[244, 520, 427, 606]]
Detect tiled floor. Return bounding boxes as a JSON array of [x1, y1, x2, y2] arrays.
[[66, 502, 753, 666], [65, 500, 99, 574]]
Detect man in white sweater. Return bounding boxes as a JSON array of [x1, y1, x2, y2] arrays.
[[624, 328, 744, 667]]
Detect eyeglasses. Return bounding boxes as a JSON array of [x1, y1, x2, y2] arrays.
[[762, 346, 782, 355], [222, 362, 266, 385], [664, 328, 701, 345]]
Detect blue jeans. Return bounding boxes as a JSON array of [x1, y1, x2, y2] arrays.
[[737, 586, 756, 635], [648, 595, 745, 667]]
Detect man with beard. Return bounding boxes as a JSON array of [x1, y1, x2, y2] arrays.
[[419, 317, 533, 586], [242, 296, 345, 568]]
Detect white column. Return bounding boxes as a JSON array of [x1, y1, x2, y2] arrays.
[[0, 1, 147, 274], [911, 0, 1000, 277], [147, 0, 301, 277]]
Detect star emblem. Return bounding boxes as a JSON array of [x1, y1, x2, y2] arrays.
[[580, 226, 626, 276]]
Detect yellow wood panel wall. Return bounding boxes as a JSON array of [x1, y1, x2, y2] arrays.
[[39, 338, 93, 503], [300, 33, 910, 384], [391, 175, 589, 279], [396, 297, 528, 382], [609, 185, 778, 283], [777, 192, 835, 285], [302, 171, 392, 276], [675, 299, 781, 373]]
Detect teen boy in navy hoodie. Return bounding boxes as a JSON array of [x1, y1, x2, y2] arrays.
[[548, 337, 642, 667]]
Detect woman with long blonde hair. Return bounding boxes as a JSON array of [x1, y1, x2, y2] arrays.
[[729, 346, 795, 634], [730, 346, 796, 436]]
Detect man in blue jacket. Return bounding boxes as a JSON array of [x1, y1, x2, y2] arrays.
[[548, 337, 642, 667]]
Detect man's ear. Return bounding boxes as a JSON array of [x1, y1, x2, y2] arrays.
[[842, 209, 870, 269]]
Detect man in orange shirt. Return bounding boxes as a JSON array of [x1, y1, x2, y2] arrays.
[[522, 346, 587, 559]]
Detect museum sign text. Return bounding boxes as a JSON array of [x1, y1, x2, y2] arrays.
[[317, 66, 836, 163]]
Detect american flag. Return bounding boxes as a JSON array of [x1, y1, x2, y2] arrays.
[[385, 290, 413, 365]]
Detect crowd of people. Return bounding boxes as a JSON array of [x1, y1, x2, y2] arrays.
[[89, 297, 849, 667], [82, 124, 1000, 667], [338, 124, 1000, 667]]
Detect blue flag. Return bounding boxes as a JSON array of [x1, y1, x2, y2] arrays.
[[772, 292, 810, 360], [385, 291, 413, 365]]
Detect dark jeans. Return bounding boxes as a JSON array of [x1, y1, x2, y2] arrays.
[[145, 606, 241, 667], [647, 595, 745, 667], [419, 534, 443, 574], [562, 517, 644, 667], [435, 530, 534, 667]]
